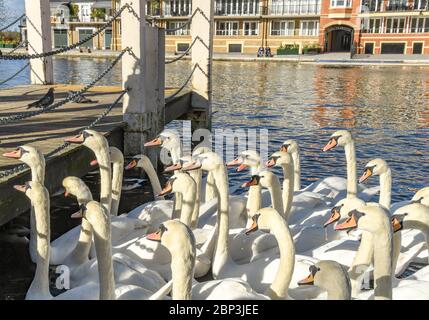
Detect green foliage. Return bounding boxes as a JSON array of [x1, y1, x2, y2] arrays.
[[70, 3, 79, 17], [91, 8, 106, 19], [277, 43, 299, 55]]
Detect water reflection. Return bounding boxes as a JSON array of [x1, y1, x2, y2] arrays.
[[1, 57, 429, 201]]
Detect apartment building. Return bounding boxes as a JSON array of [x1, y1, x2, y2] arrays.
[[19, 0, 429, 54]]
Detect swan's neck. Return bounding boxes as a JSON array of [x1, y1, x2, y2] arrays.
[[173, 193, 183, 220], [211, 165, 230, 279], [379, 169, 391, 209], [280, 163, 294, 220], [348, 232, 373, 297], [264, 216, 295, 299], [95, 144, 112, 213], [291, 150, 301, 191], [205, 172, 217, 203], [372, 226, 393, 300], [344, 141, 357, 198], [110, 158, 124, 216], [170, 144, 182, 165], [247, 166, 262, 216], [189, 169, 202, 228], [92, 209, 116, 300], [141, 157, 164, 201], [180, 184, 196, 227], [327, 282, 351, 300], [268, 179, 284, 215], [170, 248, 195, 300], [26, 197, 52, 300], [30, 160, 45, 185]]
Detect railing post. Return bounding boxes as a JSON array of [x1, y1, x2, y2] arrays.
[[190, 0, 214, 133], [24, 0, 53, 84], [121, 0, 164, 165]]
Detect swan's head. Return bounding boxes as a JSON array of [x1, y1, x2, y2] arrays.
[[65, 129, 106, 152], [227, 150, 261, 172], [146, 220, 196, 260], [3, 145, 45, 167], [71, 201, 108, 228], [391, 202, 429, 233], [323, 130, 352, 152], [359, 158, 389, 184], [298, 261, 351, 298], [411, 187, 429, 204], [241, 170, 279, 190], [245, 207, 283, 235], [183, 151, 223, 172], [62, 176, 92, 203], [14, 181, 48, 203], [144, 130, 180, 151], [158, 172, 195, 196], [335, 204, 390, 234], [125, 154, 151, 170], [324, 197, 366, 228], [280, 139, 299, 154], [266, 151, 293, 168]]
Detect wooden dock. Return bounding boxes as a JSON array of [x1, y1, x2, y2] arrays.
[[0, 84, 192, 226]]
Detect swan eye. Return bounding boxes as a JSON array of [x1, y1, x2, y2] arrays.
[[18, 147, 29, 156]]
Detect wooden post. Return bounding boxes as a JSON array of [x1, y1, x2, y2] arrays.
[[121, 0, 164, 162], [190, 0, 214, 132], [25, 0, 53, 84]]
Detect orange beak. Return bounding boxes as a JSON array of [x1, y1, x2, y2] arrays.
[[226, 158, 242, 167], [241, 176, 259, 188], [13, 184, 27, 193], [182, 161, 202, 171], [146, 230, 162, 242], [158, 181, 173, 197], [65, 133, 85, 144], [64, 191, 70, 197], [164, 163, 182, 173], [90, 159, 98, 166], [125, 159, 138, 170], [324, 207, 341, 227], [265, 159, 276, 168], [359, 168, 372, 184], [71, 210, 83, 219], [236, 163, 248, 172], [3, 149, 22, 159], [245, 219, 259, 235], [323, 138, 337, 152], [298, 273, 315, 286], [144, 137, 162, 147], [335, 214, 358, 231], [392, 217, 403, 233]]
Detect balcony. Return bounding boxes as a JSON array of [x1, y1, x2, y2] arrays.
[[164, 7, 192, 17], [360, 1, 428, 12], [267, 4, 321, 16], [214, 4, 261, 16]]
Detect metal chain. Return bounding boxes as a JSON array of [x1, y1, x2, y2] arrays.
[[0, 89, 128, 179], [165, 7, 208, 33], [0, 5, 128, 60], [166, 36, 202, 64], [166, 63, 199, 102], [0, 48, 129, 124], [0, 14, 25, 33], [0, 62, 29, 86], [8, 40, 28, 55]]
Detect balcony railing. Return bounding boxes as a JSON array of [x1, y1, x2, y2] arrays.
[[164, 7, 192, 17], [360, 1, 428, 12], [267, 3, 321, 15]]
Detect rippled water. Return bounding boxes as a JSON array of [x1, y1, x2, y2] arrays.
[[2, 57, 429, 202]]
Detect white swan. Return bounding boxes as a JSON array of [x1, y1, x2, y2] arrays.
[[297, 260, 351, 300]]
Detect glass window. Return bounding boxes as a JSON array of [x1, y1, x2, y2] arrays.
[[271, 20, 295, 35], [244, 21, 259, 35], [166, 21, 190, 35], [215, 0, 259, 15], [330, 0, 352, 7], [216, 21, 240, 35], [300, 20, 319, 36]]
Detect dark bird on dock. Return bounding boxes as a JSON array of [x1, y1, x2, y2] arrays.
[[27, 87, 55, 109], [68, 91, 98, 104]]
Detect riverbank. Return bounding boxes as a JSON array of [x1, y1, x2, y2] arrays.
[[2, 48, 429, 66]]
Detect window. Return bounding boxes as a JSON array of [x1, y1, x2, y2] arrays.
[[244, 21, 259, 35], [216, 21, 240, 35], [362, 18, 381, 33], [360, 0, 382, 12], [413, 0, 428, 10], [271, 21, 295, 35], [410, 17, 429, 33], [384, 17, 406, 33], [364, 42, 374, 54], [215, 0, 260, 16], [269, 0, 320, 15], [167, 21, 190, 35], [300, 20, 319, 36], [177, 43, 190, 52], [165, 0, 192, 16], [330, 0, 352, 7], [228, 43, 243, 52], [413, 42, 423, 54]]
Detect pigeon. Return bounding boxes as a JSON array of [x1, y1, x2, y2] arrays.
[[27, 87, 55, 109], [69, 91, 98, 104]]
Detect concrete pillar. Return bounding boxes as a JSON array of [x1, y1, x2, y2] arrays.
[[25, 0, 54, 84], [190, 0, 215, 132], [121, 0, 164, 161]]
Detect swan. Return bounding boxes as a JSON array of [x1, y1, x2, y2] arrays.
[[336, 205, 429, 300], [182, 153, 319, 298], [280, 139, 301, 191], [3, 145, 45, 263], [15, 181, 163, 300], [297, 260, 352, 300], [146, 219, 267, 300]]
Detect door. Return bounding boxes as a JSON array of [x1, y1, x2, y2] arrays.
[[54, 29, 67, 48], [412, 42, 423, 54], [380, 43, 405, 54], [104, 30, 112, 49], [364, 42, 374, 54], [79, 29, 94, 48]]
